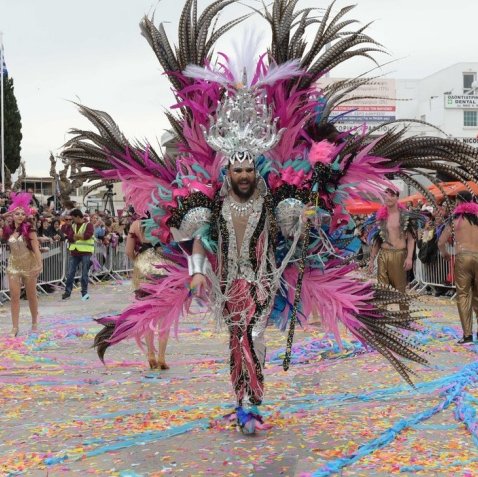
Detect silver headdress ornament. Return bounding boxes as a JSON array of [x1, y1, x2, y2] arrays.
[[201, 87, 284, 166]]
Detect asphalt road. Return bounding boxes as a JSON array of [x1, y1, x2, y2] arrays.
[[1, 280, 477, 477]]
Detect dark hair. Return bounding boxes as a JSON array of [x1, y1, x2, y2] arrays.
[[456, 191, 475, 203], [305, 122, 340, 143], [70, 209, 84, 218], [385, 188, 400, 197]]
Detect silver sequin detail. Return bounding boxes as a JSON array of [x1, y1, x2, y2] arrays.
[[276, 198, 305, 238], [177, 207, 212, 240]]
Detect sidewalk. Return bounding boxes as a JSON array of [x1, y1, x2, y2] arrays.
[[1, 282, 477, 476]]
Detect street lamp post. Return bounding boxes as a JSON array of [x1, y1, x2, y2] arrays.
[[0, 32, 5, 193]]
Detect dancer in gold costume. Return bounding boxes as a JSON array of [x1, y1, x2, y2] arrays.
[[126, 219, 170, 369], [4, 193, 43, 336]]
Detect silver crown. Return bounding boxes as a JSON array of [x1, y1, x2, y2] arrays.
[[201, 88, 284, 165]]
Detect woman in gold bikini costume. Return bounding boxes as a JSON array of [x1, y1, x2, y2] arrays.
[[126, 218, 171, 369], [3, 193, 43, 336]]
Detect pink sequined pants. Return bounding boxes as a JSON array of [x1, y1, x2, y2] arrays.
[[226, 279, 265, 406]]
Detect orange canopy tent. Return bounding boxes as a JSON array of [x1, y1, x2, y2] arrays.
[[345, 181, 478, 215], [400, 181, 478, 205], [345, 199, 381, 215]]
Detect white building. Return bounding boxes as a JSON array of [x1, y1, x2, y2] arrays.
[[323, 62, 478, 142], [411, 62, 478, 144], [322, 63, 478, 194]]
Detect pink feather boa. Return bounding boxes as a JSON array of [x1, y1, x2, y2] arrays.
[[454, 202, 478, 216]]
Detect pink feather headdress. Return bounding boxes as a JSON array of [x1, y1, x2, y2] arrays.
[[454, 202, 478, 216], [8, 192, 33, 215]]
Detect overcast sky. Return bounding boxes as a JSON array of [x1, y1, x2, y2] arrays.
[[1, 0, 477, 176]]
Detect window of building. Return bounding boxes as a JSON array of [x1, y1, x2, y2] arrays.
[[464, 110, 478, 127], [463, 73, 477, 94]]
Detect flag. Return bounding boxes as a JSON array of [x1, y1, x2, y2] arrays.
[[0, 45, 7, 76]]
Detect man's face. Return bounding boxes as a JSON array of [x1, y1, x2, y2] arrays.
[[384, 190, 399, 207], [228, 162, 256, 200], [73, 216, 83, 225]]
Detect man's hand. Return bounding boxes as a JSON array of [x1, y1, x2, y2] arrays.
[[301, 205, 321, 228], [189, 273, 208, 298], [403, 256, 413, 271]]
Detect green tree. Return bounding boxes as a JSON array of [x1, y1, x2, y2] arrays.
[[2, 75, 22, 174]]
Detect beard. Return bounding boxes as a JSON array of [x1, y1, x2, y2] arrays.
[[230, 177, 256, 200]]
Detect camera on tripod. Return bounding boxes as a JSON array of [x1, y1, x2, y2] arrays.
[[103, 184, 116, 198], [102, 183, 117, 216]]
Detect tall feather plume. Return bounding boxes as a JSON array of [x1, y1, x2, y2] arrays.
[[63, 104, 166, 183], [256, 1, 386, 89], [367, 130, 478, 199], [140, 1, 249, 148]]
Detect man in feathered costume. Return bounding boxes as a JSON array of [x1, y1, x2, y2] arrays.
[[438, 191, 478, 344], [367, 188, 421, 299], [63, 1, 478, 434]]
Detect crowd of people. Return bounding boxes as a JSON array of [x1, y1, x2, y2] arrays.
[[0, 190, 135, 249]]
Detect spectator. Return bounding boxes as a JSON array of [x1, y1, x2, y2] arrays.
[[0, 196, 8, 214], [62, 209, 94, 301], [27, 188, 41, 212], [94, 219, 106, 240], [45, 219, 65, 241], [61, 200, 75, 218]]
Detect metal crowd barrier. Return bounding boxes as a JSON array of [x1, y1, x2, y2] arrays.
[[0, 240, 134, 303], [413, 245, 455, 297], [109, 242, 135, 279], [37, 241, 68, 294]]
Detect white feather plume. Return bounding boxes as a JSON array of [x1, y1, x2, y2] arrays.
[[183, 64, 229, 86], [255, 59, 303, 87]]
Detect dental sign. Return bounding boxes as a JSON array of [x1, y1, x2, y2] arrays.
[[445, 94, 478, 109]]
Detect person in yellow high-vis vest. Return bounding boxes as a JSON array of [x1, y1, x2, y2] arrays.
[[62, 209, 95, 301]]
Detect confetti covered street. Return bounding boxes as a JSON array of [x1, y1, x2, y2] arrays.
[[1, 280, 478, 477]]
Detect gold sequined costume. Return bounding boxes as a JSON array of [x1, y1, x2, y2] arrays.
[[131, 246, 170, 290], [7, 235, 40, 279]]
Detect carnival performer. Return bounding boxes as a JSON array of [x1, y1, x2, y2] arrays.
[[3, 193, 43, 336], [94, 218, 171, 369], [189, 144, 315, 432], [367, 188, 419, 297], [62, 0, 478, 434], [62, 209, 94, 301], [438, 191, 478, 344], [128, 219, 170, 369]]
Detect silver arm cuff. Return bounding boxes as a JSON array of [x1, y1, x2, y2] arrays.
[[188, 253, 206, 276]]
